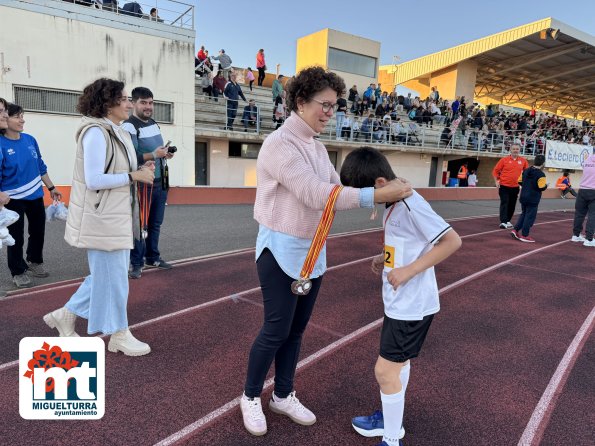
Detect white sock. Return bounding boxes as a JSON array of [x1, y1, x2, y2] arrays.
[[400, 362, 411, 393], [381, 389, 405, 446]]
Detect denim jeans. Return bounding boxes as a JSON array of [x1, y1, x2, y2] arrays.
[[130, 180, 168, 267], [335, 112, 345, 138], [66, 249, 129, 335]]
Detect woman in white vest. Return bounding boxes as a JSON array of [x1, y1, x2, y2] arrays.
[[44, 78, 155, 356]]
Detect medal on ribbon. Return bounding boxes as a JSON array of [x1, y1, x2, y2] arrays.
[[138, 181, 153, 241], [291, 185, 343, 296]]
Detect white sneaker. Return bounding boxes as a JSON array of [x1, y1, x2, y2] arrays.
[[571, 234, 586, 242], [269, 391, 316, 426], [505, 222, 514, 229], [43, 307, 79, 337], [240, 393, 267, 436], [583, 239, 595, 247], [107, 329, 151, 356]]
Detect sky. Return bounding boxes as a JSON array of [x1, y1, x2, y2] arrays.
[[192, 0, 595, 77]]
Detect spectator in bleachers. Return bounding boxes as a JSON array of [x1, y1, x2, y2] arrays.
[[348, 85, 358, 103], [391, 118, 406, 143], [451, 97, 460, 119], [272, 75, 284, 103], [336, 93, 348, 140], [403, 93, 412, 112], [440, 125, 452, 147], [351, 98, 362, 115], [242, 99, 259, 132], [200, 71, 213, 97], [197, 45, 207, 62], [361, 113, 374, 142], [212, 49, 233, 79], [101, 0, 117, 12], [121, 1, 143, 17], [351, 116, 361, 141], [149, 8, 162, 22], [223, 72, 247, 131], [341, 113, 352, 139], [212, 70, 226, 102], [363, 84, 375, 107], [273, 91, 286, 129], [374, 84, 382, 108], [256, 49, 266, 86], [245, 67, 255, 92], [430, 86, 439, 102]]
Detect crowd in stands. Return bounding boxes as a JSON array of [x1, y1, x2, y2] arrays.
[[194, 44, 595, 150], [61, 0, 163, 22]]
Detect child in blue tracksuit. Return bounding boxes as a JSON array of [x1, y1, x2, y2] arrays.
[[511, 154, 548, 243], [340, 147, 462, 446]]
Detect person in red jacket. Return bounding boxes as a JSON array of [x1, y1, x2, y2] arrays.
[[492, 142, 529, 229]]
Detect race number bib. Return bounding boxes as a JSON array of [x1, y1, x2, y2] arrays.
[[383, 235, 405, 270]]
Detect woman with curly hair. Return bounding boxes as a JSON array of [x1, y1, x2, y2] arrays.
[[43, 78, 155, 356], [240, 66, 412, 436]]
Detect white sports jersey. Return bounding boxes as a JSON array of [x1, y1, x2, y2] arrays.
[[382, 191, 451, 320]]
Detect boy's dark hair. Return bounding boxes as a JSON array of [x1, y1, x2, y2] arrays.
[[285, 66, 345, 112], [7, 102, 23, 117], [562, 171, 569, 177], [340, 147, 396, 188], [534, 154, 545, 166], [131, 87, 154, 102], [77, 78, 125, 118]]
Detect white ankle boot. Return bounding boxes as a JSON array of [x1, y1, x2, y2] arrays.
[[43, 307, 79, 337], [108, 329, 151, 356]]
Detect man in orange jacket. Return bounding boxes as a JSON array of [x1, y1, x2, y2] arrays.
[[457, 163, 469, 187], [492, 142, 529, 229]]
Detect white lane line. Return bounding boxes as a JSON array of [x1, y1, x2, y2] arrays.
[[517, 305, 595, 446], [0, 213, 571, 303], [152, 238, 571, 446]]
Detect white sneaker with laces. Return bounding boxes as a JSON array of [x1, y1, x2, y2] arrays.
[[269, 391, 316, 426], [240, 393, 267, 436], [108, 329, 151, 356], [505, 222, 514, 229], [571, 234, 586, 242], [583, 239, 595, 247]]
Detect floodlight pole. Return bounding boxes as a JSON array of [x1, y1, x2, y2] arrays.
[[392, 55, 400, 94]]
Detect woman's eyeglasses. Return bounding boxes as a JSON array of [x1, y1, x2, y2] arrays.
[[311, 98, 338, 113]]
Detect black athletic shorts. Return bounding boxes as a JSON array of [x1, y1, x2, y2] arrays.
[[379, 314, 435, 363]]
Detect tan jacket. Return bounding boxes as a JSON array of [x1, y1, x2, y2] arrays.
[[64, 117, 138, 251]]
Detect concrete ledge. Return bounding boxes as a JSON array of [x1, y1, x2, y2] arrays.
[[44, 186, 568, 206]]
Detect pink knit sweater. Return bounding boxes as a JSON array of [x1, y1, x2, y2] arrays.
[[254, 113, 361, 239]]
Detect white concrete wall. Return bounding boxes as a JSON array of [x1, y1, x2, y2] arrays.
[[0, 3, 195, 186], [207, 140, 258, 187]]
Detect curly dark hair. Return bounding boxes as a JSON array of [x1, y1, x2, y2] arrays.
[[77, 78, 125, 118], [285, 66, 345, 112], [0, 97, 7, 109]]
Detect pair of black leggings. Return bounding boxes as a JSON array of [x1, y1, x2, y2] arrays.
[[5, 197, 45, 276], [573, 188, 595, 240], [244, 249, 322, 398], [257, 67, 266, 86]]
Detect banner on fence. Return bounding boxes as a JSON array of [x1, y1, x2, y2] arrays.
[[545, 140, 592, 170]]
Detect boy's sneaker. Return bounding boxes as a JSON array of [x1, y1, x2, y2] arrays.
[[13, 273, 32, 288], [499, 223, 507, 229], [269, 391, 316, 425], [583, 239, 595, 247], [352, 410, 405, 439], [145, 259, 173, 270], [510, 230, 520, 240], [571, 234, 586, 242], [518, 235, 535, 243], [27, 262, 49, 278], [240, 393, 267, 436], [505, 222, 514, 229], [129, 265, 142, 279]]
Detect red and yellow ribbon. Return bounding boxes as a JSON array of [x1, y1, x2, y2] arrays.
[[299, 185, 343, 280]]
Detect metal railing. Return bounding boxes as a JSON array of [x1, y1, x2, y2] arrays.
[[52, 0, 194, 29], [193, 91, 594, 156]]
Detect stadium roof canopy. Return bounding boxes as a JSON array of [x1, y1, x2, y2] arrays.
[[389, 18, 595, 119]]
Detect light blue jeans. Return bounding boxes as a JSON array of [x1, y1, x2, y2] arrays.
[[335, 112, 345, 138], [65, 249, 129, 335]]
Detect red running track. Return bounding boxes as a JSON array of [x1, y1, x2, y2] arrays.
[[0, 211, 593, 446]]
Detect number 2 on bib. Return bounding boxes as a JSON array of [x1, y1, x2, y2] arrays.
[[384, 245, 395, 268]]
